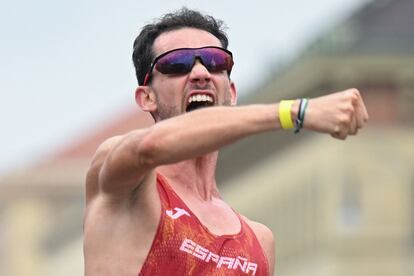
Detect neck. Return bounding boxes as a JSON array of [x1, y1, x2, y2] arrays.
[[157, 152, 219, 201]]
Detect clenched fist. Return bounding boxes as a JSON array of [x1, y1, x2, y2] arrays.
[[304, 89, 369, 140]]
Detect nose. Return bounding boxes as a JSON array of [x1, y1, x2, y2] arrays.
[[189, 59, 211, 83]]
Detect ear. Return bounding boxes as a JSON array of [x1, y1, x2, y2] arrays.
[[135, 86, 157, 112], [229, 81, 237, 106]]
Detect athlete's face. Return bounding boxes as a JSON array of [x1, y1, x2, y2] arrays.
[[136, 28, 237, 121]]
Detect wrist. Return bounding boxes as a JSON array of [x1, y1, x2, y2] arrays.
[[294, 98, 309, 133], [291, 99, 300, 122], [278, 99, 308, 133]]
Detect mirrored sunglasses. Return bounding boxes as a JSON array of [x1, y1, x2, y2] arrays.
[[143, 46, 234, 85]]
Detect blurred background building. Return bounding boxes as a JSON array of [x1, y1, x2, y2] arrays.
[[1, 0, 413, 275]]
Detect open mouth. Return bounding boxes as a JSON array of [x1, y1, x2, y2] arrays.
[[186, 94, 214, 112]]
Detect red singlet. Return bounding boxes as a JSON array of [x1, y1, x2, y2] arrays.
[[138, 174, 269, 276]]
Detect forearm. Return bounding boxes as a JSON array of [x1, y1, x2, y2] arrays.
[[138, 103, 294, 166], [98, 103, 292, 193], [139, 88, 370, 165]]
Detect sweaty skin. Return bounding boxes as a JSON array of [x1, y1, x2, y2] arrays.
[[83, 28, 368, 276]]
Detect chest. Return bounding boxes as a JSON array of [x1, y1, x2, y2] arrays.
[[145, 196, 266, 276], [169, 193, 242, 236]]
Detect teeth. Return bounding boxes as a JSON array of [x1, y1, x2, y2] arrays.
[[188, 94, 213, 103]]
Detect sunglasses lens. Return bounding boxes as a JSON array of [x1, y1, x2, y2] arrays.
[[155, 50, 194, 74], [154, 47, 233, 75], [199, 48, 233, 73]]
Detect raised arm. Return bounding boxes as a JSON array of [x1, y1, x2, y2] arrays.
[[87, 88, 368, 200]]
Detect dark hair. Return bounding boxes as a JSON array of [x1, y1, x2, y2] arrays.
[[132, 8, 229, 85]]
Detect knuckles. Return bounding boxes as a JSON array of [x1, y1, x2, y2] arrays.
[[342, 103, 355, 115], [347, 88, 360, 98], [338, 114, 352, 125]]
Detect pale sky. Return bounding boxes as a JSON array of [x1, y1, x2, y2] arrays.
[[0, 0, 370, 174]]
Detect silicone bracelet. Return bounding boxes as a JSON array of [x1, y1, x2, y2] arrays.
[[294, 98, 308, 133], [279, 100, 295, 129]]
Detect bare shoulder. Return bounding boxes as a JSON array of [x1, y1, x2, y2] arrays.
[[90, 135, 125, 168], [241, 215, 275, 275], [85, 127, 157, 206], [85, 135, 125, 203]]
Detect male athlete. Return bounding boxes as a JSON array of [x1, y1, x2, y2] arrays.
[[83, 8, 368, 276]]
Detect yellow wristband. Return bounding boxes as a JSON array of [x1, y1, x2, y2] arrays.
[[279, 100, 295, 129]]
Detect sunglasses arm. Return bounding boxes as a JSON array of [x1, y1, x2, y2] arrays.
[[143, 73, 150, 86]]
